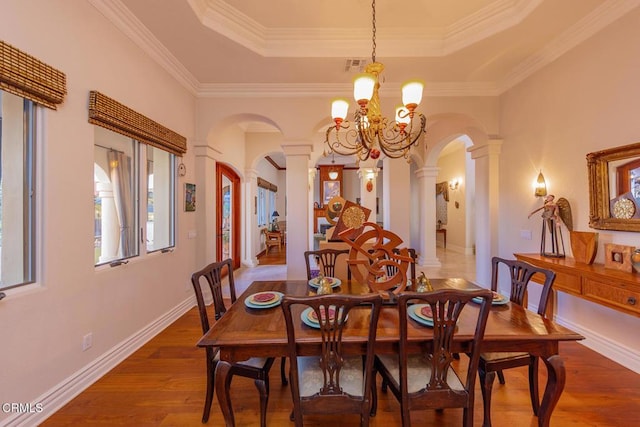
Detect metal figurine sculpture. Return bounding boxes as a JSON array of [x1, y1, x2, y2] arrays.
[[339, 222, 414, 300], [528, 195, 573, 258]]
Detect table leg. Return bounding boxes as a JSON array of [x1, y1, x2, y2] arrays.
[[215, 360, 235, 427], [538, 354, 566, 427]]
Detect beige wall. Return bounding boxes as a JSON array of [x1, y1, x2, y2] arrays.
[[0, 1, 196, 424], [499, 7, 640, 370], [3, 1, 640, 425]]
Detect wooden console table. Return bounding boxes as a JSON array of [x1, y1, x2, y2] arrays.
[[515, 253, 640, 317]]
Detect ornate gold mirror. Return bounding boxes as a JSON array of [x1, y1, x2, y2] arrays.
[[588, 142, 640, 231]]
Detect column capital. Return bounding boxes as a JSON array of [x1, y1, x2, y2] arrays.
[[468, 139, 503, 159], [414, 166, 440, 179], [357, 167, 379, 179], [282, 143, 313, 157], [245, 169, 259, 180]]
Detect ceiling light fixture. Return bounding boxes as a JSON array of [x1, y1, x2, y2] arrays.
[[328, 154, 339, 180], [324, 0, 426, 164]]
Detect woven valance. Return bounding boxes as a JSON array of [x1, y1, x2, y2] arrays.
[[88, 91, 187, 156], [257, 178, 277, 192], [0, 40, 66, 109]]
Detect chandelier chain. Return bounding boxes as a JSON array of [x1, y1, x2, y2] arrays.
[[371, 0, 376, 63]]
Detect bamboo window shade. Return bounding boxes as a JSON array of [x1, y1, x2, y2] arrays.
[[257, 177, 277, 192], [88, 91, 187, 156], [0, 40, 67, 109]]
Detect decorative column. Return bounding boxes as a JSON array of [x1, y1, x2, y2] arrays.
[[243, 169, 259, 267], [283, 142, 313, 279], [194, 143, 220, 268], [468, 139, 502, 285], [415, 166, 441, 267], [382, 157, 411, 243]]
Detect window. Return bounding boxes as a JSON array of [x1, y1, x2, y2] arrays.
[[94, 129, 139, 265], [0, 90, 36, 290], [257, 186, 266, 227], [145, 145, 175, 252], [94, 128, 176, 266]]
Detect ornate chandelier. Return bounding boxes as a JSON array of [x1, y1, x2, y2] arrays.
[[324, 0, 426, 164]]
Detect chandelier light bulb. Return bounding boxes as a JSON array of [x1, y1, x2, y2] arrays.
[[353, 73, 376, 106], [331, 99, 349, 129], [401, 81, 424, 112]]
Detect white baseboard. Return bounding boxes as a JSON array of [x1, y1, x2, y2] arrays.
[[1, 296, 196, 427], [553, 313, 640, 374]]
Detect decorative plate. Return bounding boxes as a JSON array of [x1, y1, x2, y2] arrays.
[[408, 305, 434, 327], [613, 198, 636, 219], [308, 277, 342, 289], [244, 291, 284, 309]]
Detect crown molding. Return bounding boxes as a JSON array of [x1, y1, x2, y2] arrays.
[[187, 0, 543, 58], [499, 0, 640, 92], [196, 82, 501, 98], [89, 0, 199, 95]]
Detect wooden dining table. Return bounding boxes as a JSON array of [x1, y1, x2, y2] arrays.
[[197, 278, 584, 427]]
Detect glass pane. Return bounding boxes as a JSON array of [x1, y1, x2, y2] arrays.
[[222, 175, 231, 260], [94, 128, 138, 265], [146, 146, 175, 252], [0, 90, 36, 290]]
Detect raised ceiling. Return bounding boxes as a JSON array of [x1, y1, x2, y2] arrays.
[[92, 1, 638, 168], [98, 0, 638, 96]]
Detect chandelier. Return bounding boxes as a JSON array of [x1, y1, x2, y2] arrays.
[[324, 0, 426, 164]]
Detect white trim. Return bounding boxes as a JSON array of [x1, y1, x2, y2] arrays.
[[553, 313, 640, 375], [2, 297, 196, 427]]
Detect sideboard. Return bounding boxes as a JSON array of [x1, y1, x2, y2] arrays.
[[515, 253, 640, 317]]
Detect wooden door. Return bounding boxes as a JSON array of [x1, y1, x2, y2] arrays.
[[216, 163, 241, 269]]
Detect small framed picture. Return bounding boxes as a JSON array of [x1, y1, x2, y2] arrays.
[[185, 183, 196, 212]]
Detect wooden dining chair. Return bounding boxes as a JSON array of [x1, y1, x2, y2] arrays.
[[281, 293, 383, 427], [478, 256, 556, 427], [372, 289, 492, 427], [191, 259, 275, 426], [304, 248, 351, 280], [265, 230, 282, 252]]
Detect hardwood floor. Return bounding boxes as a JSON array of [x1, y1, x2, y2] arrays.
[[42, 249, 640, 426]]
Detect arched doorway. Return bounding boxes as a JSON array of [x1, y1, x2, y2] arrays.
[[217, 163, 241, 268]]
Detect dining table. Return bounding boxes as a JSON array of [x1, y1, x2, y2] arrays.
[[197, 277, 584, 427]]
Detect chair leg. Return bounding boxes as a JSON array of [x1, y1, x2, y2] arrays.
[[280, 357, 288, 385], [254, 378, 269, 427], [370, 371, 378, 416], [202, 361, 215, 423], [528, 356, 540, 415], [479, 368, 496, 427], [497, 369, 506, 384]]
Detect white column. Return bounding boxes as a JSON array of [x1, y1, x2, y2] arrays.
[[96, 182, 120, 263], [243, 169, 259, 267], [415, 166, 441, 267], [357, 166, 378, 224], [468, 139, 502, 286], [194, 143, 219, 268], [283, 142, 313, 279], [382, 157, 411, 244]]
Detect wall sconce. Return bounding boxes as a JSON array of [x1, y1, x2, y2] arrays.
[[535, 171, 547, 197], [366, 171, 375, 192], [449, 178, 460, 191]]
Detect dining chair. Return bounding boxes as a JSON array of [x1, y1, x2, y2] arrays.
[[281, 293, 383, 427], [478, 256, 556, 427], [265, 230, 283, 252], [304, 248, 351, 280], [372, 289, 492, 427], [191, 259, 275, 426]]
